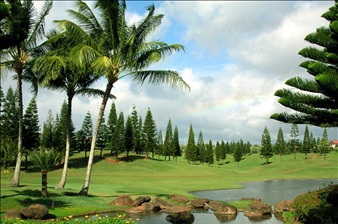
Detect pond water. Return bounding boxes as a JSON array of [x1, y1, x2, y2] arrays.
[[190, 179, 338, 205], [70, 178, 337, 223]]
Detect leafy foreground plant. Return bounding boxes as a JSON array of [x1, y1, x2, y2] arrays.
[[292, 183, 338, 224], [1, 217, 136, 224]]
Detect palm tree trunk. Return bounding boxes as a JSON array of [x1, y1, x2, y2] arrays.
[[56, 95, 73, 188], [10, 64, 23, 187], [41, 170, 48, 198], [79, 82, 113, 196]]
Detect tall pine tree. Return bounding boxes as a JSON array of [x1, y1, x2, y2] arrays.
[[23, 97, 40, 170], [319, 128, 330, 159], [290, 124, 299, 159], [41, 110, 54, 149], [80, 111, 93, 158], [114, 111, 125, 160], [107, 102, 117, 154], [261, 126, 273, 165], [215, 141, 221, 165], [172, 126, 181, 162], [206, 140, 214, 166], [96, 116, 107, 158], [221, 140, 226, 163], [143, 108, 156, 159], [131, 105, 141, 154], [302, 125, 311, 159], [270, 2, 338, 127], [275, 127, 285, 161], [164, 118, 173, 161], [186, 123, 196, 164], [197, 131, 205, 165], [233, 142, 243, 166], [125, 116, 133, 160]]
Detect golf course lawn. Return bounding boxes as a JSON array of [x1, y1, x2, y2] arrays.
[[1, 151, 337, 219]]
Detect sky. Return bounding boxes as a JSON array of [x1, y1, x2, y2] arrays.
[[2, 1, 338, 145]]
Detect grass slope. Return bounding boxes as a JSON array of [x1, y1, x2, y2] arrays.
[[1, 151, 337, 218]]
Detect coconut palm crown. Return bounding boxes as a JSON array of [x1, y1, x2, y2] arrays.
[[54, 0, 190, 195]]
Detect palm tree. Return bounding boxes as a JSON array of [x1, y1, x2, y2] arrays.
[[0, 0, 53, 187], [31, 30, 115, 189], [29, 148, 60, 197], [56, 0, 190, 196]]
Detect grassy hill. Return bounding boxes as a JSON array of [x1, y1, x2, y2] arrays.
[[1, 150, 337, 218]]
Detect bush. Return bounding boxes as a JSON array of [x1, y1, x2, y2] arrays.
[[292, 184, 338, 224]]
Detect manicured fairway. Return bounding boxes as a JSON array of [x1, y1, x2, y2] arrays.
[[1, 151, 337, 218]]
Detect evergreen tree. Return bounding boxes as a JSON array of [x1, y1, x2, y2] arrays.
[[138, 116, 144, 154], [225, 141, 231, 154], [96, 116, 107, 158], [124, 116, 133, 160], [131, 105, 141, 154], [2, 87, 19, 142], [80, 111, 93, 158], [230, 141, 236, 154], [143, 108, 157, 159], [52, 114, 63, 155], [172, 126, 181, 162], [113, 111, 125, 160], [303, 125, 311, 159], [75, 129, 86, 153], [221, 140, 226, 163], [246, 141, 251, 155], [164, 118, 173, 161], [270, 2, 338, 127], [22, 98, 39, 167], [107, 102, 117, 154], [215, 141, 221, 164], [233, 142, 243, 166], [206, 139, 214, 166], [156, 129, 163, 158], [319, 128, 330, 159], [186, 123, 196, 163], [290, 124, 299, 159], [22, 97, 40, 170], [239, 139, 245, 155], [40, 110, 54, 149], [261, 126, 273, 165], [275, 127, 285, 161], [197, 131, 205, 165], [309, 132, 314, 153]]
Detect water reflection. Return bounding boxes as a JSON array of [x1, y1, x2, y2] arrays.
[[214, 213, 237, 222]]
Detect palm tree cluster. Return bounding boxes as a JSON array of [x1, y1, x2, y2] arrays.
[[1, 0, 190, 196]]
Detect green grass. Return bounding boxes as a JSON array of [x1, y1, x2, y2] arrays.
[[1, 150, 337, 219]]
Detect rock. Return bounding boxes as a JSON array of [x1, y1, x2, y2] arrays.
[[248, 202, 272, 215], [4, 210, 23, 220], [152, 198, 173, 209], [246, 213, 273, 221], [241, 198, 262, 203], [21, 204, 48, 219], [133, 196, 151, 206], [204, 201, 221, 211], [190, 199, 209, 208], [164, 206, 193, 213], [126, 207, 143, 214], [214, 204, 237, 215], [274, 200, 293, 213], [168, 195, 189, 204], [141, 202, 161, 211], [166, 212, 195, 224], [214, 213, 237, 222], [244, 211, 263, 217], [110, 195, 134, 206]]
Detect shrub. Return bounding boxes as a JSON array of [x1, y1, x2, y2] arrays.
[[292, 184, 338, 224]]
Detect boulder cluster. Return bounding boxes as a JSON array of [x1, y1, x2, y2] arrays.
[[4, 204, 49, 220], [110, 194, 239, 223]]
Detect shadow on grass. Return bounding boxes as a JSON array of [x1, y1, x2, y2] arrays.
[[261, 161, 273, 165], [16, 197, 69, 208], [7, 189, 63, 198], [67, 155, 104, 169]]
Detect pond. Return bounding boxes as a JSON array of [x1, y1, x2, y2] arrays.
[[70, 178, 338, 224]]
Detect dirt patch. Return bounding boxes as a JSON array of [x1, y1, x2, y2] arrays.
[[104, 158, 120, 164], [312, 154, 318, 160], [281, 168, 302, 174]]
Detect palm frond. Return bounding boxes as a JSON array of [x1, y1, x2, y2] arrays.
[[26, 0, 53, 49], [33, 55, 68, 85], [76, 88, 116, 99], [29, 147, 60, 171], [70, 44, 101, 68], [127, 70, 190, 92]]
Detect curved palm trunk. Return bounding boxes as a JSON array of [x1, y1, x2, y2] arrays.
[[56, 95, 73, 188], [79, 82, 113, 196], [41, 170, 48, 198], [10, 64, 23, 187]]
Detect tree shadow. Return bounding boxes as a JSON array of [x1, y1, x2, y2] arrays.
[[16, 197, 69, 208], [225, 161, 230, 164], [261, 161, 273, 165], [67, 155, 105, 169], [8, 189, 63, 198]]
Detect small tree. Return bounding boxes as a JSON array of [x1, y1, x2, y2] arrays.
[[131, 105, 141, 154], [113, 112, 125, 160], [40, 110, 54, 149], [221, 140, 226, 163], [96, 117, 107, 158], [275, 127, 285, 161], [302, 125, 311, 159], [172, 126, 181, 161], [163, 118, 173, 161], [319, 128, 330, 159], [197, 131, 205, 165], [29, 148, 61, 197], [290, 124, 299, 159], [215, 141, 221, 165], [186, 124, 196, 164], [156, 129, 163, 158], [261, 126, 273, 165], [80, 111, 93, 158], [143, 108, 156, 159], [233, 142, 242, 166], [206, 140, 214, 166], [107, 102, 117, 154], [124, 116, 133, 160]]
